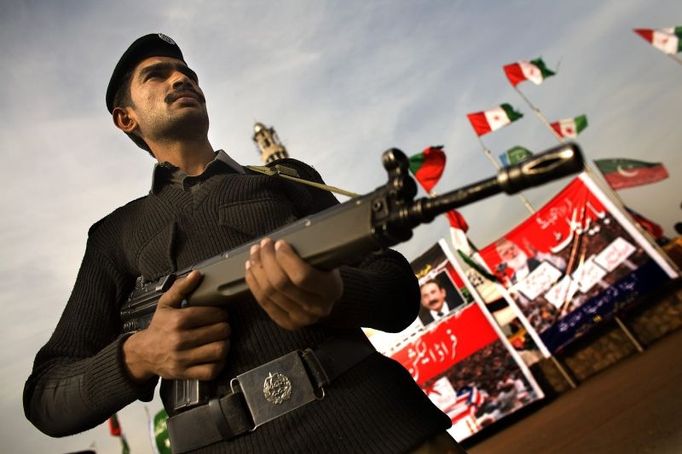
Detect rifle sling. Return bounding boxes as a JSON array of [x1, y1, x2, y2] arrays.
[[167, 338, 375, 453], [246, 164, 359, 198]]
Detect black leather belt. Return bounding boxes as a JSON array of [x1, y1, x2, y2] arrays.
[[167, 338, 375, 453]]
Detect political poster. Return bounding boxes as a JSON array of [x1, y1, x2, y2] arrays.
[[476, 173, 678, 353], [364, 243, 544, 441]]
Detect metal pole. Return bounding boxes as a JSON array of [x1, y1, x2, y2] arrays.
[[668, 53, 682, 66], [476, 136, 535, 212], [614, 316, 645, 352], [513, 85, 565, 143], [550, 356, 578, 389]]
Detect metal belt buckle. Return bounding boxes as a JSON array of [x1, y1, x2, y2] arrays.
[[173, 379, 206, 411], [231, 350, 319, 429]]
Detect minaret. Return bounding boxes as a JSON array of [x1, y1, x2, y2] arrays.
[[252, 122, 289, 164]]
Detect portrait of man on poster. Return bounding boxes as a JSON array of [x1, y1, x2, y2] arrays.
[[418, 272, 465, 326]]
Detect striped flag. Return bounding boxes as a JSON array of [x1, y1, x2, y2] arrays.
[[634, 27, 682, 54], [503, 57, 555, 86], [447, 209, 471, 256], [550, 115, 588, 138], [451, 386, 485, 423], [108, 414, 130, 454], [626, 207, 665, 241], [408, 146, 446, 193], [594, 158, 668, 189], [467, 104, 523, 136]]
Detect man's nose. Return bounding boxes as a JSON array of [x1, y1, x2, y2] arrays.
[[171, 72, 194, 90]]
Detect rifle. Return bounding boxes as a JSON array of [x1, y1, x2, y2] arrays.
[[121, 142, 583, 410]]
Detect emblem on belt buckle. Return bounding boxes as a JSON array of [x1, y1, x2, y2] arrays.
[[263, 372, 292, 405]]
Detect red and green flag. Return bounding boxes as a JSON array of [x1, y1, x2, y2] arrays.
[[594, 158, 669, 189], [634, 27, 682, 54], [108, 414, 130, 454], [503, 57, 555, 86], [446, 209, 471, 255], [467, 104, 523, 137], [408, 145, 446, 193], [626, 207, 665, 241], [499, 145, 533, 166], [550, 115, 588, 138]]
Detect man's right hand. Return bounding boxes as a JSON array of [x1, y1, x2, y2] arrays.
[[122, 270, 231, 382]]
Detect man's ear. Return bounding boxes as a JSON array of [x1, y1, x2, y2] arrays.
[[112, 106, 137, 134]]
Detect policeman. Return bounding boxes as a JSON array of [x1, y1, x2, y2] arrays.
[[25, 34, 462, 453]]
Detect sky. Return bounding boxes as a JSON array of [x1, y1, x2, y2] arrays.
[[1, 0, 681, 452]]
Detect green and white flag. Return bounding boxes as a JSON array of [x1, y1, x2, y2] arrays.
[[594, 158, 668, 190], [152, 409, 171, 454], [500, 146, 533, 166], [550, 115, 588, 139], [634, 27, 682, 54], [467, 104, 523, 136], [503, 57, 556, 86]]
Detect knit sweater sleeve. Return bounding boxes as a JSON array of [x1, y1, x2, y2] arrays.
[[23, 233, 157, 437], [282, 159, 421, 333]]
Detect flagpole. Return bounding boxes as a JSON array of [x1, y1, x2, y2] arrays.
[[145, 406, 158, 454], [513, 85, 565, 143], [513, 83, 647, 357], [667, 53, 682, 66], [476, 135, 535, 212]]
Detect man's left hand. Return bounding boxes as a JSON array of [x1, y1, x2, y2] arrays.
[[245, 238, 343, 330]]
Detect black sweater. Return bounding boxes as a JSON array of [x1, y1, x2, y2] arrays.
[[24, 159, 450, 453]]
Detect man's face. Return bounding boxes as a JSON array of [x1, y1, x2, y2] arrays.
[[126, 56, 209, 144], [496, 240, 528, 271], [420, 282, 447, 312]]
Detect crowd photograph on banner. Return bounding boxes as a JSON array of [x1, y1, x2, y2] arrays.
[[364, 243, 544, 442], [477, 175, 676, 353]]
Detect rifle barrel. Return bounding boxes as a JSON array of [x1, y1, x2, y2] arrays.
[[401, 143, 583, 226]]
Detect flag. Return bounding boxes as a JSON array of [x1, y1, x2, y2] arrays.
[[451, 386, 485, 423], [457, 250, 498, 283], [500, 146, 533, 166], [550, 115, 588, 138], [108, 414, 122, 437], [447, 209, 471, 255], [634, 27, 682, 54], [503, 57, 555, 86], [467, 104, 523, 136], [626, 207, 665, 241], [446, 210, 468, 233], [594, 158, 669, 189], [151, 409, 172, 454], [108, 414, 130, 454], [408, 145, 446, 193]]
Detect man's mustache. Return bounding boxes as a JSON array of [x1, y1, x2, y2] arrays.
[[166, 89, 206, 104]]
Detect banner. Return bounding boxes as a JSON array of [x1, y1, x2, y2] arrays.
[[390, 305, 499, 385], [364, 242, 543, 441], [477, 173, 677, 353]]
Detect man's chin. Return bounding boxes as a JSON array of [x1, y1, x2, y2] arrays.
[[162, 112, 209, 138]]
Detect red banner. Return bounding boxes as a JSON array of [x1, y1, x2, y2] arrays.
[[390, 304, 498, 385], [366, 241, 544, 442], [477, 175, 672, 352]]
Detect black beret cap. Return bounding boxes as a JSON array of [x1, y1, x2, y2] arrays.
[[106, 33, 186, 113]]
